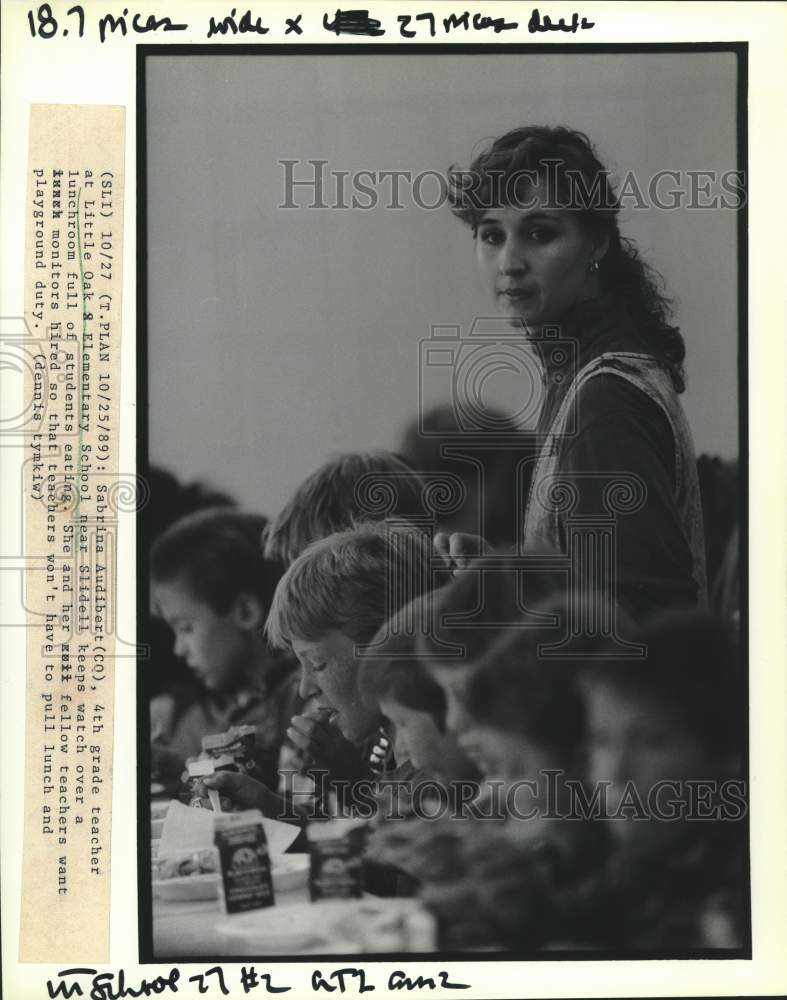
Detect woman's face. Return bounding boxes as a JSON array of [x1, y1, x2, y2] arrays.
[[475, 181, 602, 331]]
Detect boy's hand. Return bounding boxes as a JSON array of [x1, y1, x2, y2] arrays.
[[433, 532, 490, 575], [287, 714, 372, 784], [202, 771, 281, 816]]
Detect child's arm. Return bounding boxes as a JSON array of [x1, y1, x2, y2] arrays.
[[202, 770, 307, 826], [287, 714, 374, 786]]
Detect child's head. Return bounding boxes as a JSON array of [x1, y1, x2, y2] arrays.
[[419, 566, 564, 738], [262, 451, 426, 567], [461, 624, 584, 787], [151, 508, 280, 692], [265, 521, 435, 743], [580, 611, 740, 846], [358, 604, 451, 774], [399, 404, 529, 547]]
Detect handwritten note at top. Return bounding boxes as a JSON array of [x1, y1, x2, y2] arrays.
[[24, 5, 596, 42]]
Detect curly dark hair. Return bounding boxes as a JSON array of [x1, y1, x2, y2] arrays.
[[447, 125, 687, 392]]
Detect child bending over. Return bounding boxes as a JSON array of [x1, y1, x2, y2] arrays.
[[203, 520, 438, 819], [150, 508, 297, 792]]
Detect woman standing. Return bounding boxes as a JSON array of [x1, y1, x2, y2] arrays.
[[440, 125, 707, 619]]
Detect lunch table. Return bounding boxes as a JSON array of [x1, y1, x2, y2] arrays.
[[150, 796, 437, 957], [153, 883, 307, 957], [152, 884, 437, 958]]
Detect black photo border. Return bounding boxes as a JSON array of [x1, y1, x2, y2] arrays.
[[136, 40, 750, 965]]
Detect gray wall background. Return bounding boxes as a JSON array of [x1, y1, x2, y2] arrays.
[[147, 52, 739, 516]]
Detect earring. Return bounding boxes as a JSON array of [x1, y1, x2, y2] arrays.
[[588, 260, 600, 273]]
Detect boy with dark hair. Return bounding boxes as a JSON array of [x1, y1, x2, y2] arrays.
[[149, 507, 298, 791], [145, 466, 236, 702]]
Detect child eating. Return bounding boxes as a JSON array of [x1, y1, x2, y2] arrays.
[[359, 603, 481, 791], [203, 520, 438, 819], [575, 610, 747, 950], [149, 507, 298, 792], [261, 450, 428, 790]]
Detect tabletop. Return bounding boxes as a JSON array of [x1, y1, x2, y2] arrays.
[[149, 796, 437, 958]]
